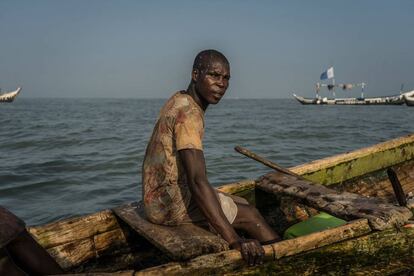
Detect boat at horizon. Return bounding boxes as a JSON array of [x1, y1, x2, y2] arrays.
[[0, 87, 22, 103], [292, 67, 406, 105], [293, 93, 405, 105]]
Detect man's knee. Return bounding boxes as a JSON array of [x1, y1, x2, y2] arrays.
[[245, 205, 263, 221], [235, 203, 263, 224]]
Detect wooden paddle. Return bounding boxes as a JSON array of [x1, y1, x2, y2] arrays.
[[387, 168, 407, 207], [234, 145, 302, 178]]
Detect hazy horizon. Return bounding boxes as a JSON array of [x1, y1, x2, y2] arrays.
[[1, 1, 413, 99]]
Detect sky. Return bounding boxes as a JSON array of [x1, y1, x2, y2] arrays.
[[1, 0, 413, 99]]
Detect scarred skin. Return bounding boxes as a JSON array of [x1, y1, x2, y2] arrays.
[[179, 50, 280, 266]]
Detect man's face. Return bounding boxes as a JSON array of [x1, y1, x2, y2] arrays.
[[195, 59, 230, 105]]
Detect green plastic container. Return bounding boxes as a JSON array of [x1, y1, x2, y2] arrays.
[[283, 212, 347, 239]]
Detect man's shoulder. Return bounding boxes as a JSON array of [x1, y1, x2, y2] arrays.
[[163, 91, 199, 116]]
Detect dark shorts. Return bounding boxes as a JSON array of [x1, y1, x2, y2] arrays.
[[0, 206, 26, 247]]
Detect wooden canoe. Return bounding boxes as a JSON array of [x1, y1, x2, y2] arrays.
[[27, 134, 414, 275]]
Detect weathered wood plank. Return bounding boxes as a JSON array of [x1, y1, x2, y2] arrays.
[[257, 172, 413, 230], [45, 228, 131, 270], [112, 202, 229, 261], [289, 134, 414, 185], [94, 228, 128, 257], [135, 219, 372, 275], [47, 238, 95, 269], [43, 228, 130, 270], [28, 209, 120, 248]]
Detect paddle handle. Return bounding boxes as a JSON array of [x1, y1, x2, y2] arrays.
[[234, 146, 300, 177], [387, 168, 407, 207]]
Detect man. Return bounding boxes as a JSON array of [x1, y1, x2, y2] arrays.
[[142, 49, 280, 266], [0, 206, 63, 275]]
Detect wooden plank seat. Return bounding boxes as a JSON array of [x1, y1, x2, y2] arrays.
[[112, 202, 229, 261], [257, 172, 413, 230]]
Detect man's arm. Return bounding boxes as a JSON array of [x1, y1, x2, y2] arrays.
[[179, 149, 240, 245], [179, 149, 265, 266]]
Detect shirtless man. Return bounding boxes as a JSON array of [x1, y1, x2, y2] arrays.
[[142, 49, 280, 266], [0, 206, 63, 275]]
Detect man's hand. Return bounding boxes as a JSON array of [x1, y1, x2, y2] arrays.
[[230, 239, 265, 266], [179, 149, 266, 266]]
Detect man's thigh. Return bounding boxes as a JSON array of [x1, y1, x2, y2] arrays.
[[221, 192, 249, 205]]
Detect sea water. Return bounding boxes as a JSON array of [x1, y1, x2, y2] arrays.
[[0, 98, 413, 225]]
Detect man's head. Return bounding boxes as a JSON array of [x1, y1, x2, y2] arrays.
[[191, 49, 230, 106]]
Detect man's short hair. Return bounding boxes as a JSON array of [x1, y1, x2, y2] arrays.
[[192, 49, 229, 72]]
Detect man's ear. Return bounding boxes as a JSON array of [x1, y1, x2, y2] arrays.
[[191, 69, 199, 83]]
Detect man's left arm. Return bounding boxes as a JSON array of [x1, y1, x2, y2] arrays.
[[179, 148, 242, 246]]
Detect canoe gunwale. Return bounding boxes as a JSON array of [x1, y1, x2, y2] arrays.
[[289, 134, 414, 185], [217, 134, 414, 190], [136, 218, 376, 275]]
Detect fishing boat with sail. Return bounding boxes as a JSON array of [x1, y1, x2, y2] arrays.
[[293, 67, 404, 105], [0, 87, 22, 103]]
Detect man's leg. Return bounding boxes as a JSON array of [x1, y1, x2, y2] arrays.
[[0, 248, 26, 276], [6, 230, 63, 275], [232, 201, 281, 244]]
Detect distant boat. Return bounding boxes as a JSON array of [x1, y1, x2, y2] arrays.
[[403, 90, 414, 106], [0, 87, 21, 103], [292, 67, 405, 105], [293, 93, 405, 105]]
